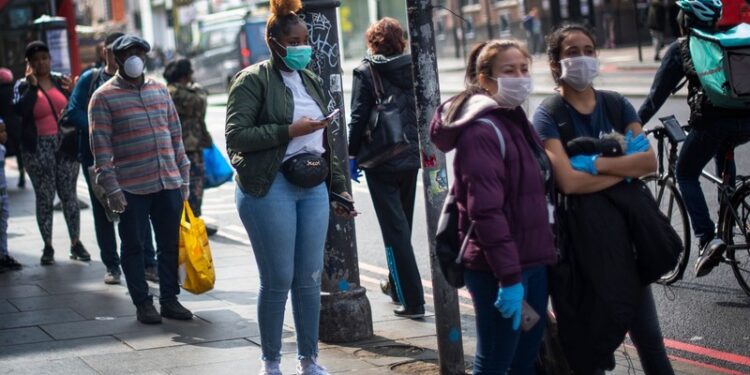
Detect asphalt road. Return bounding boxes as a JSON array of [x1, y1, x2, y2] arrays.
[[201, 91, 750, 372]]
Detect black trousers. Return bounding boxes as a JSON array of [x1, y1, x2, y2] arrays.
[[365, 169, 424, 308]]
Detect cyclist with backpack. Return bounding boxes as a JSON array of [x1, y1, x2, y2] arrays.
[[638, 0, 750, 277]]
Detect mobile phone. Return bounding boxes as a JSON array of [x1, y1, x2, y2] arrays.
[[521, 300, 540, 332], [330, 192, 354, 213], [659, 115, 687, 144], [316, 108, 340, 122]]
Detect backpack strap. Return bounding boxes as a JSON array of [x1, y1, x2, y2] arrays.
[[598, 90, 626, 133], [539, 94, 576, 146], [87, 68, 102, 98], [475, 117, 506, 158]]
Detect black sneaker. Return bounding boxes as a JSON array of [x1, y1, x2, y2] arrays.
[[136, 300, 162, 324], [69, 242, 91, 262], [379, 279, 401, 305], [40, 245, 55, 266], [160, 299, 193, 320], [695, 239, 727, 277], [0, 255, 22, 270], [394, 305, 425, 319], [205, 224, 218, 237]]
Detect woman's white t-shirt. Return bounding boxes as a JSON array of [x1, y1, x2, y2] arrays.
[[280, 69, 325, 161]]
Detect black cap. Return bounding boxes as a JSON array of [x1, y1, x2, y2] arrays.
[[25, 41, 49, 59], [105, 32, 125, 49], [111, 35, 151, 53]]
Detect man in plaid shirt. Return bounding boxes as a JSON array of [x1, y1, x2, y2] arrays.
[[90, 35, 192, 324]]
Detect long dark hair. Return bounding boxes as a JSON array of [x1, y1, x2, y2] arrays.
[[444, 40, 530, 123], [546, 24, 597, 85]]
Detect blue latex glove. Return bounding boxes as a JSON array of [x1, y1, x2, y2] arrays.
[[349, 158, 362, 183], [624, 130, 650, 155], [494, 283, 525, 330], [570, 154, 599, 175]]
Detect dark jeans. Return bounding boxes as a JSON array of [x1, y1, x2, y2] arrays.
[[627, 287, 674, 375], [81, 161, 156, 271], [464, 266, 548, 375], [118, 189, 182, 306], [365, 169, 424, 308], [676, 118, 750, 244]]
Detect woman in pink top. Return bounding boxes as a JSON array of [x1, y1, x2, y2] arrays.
[[12, 41, 90, 265]]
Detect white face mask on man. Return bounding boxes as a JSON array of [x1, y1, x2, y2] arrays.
[[560, 56, 599, 92], [492, 76, 534, 108], [121, 56, 145, 78]]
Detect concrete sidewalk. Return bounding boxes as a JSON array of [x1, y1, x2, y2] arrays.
[[0, 162, 717, 374]]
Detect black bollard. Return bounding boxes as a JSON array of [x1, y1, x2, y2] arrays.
[[299, 0, 374, 343]]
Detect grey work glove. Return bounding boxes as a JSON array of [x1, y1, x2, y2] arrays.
[[107, 190, 127, 214]]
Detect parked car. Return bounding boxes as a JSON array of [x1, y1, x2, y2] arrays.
[[191, 9, 269, 93]]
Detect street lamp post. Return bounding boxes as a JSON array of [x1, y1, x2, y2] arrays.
[[405, 0, 466, 373], [299, 0, 374, 343]]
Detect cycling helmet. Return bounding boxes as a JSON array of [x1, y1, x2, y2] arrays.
[[676, 0, 723, 23]]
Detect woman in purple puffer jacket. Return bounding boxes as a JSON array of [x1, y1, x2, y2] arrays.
[[430, 40, 557, 374]]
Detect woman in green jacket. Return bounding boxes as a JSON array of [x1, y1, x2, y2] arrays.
[[225, 0, 353, 374]]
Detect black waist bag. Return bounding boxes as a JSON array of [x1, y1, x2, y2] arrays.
[[281, 153, 329, 188]]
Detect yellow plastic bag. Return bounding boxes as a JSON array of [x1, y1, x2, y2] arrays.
[[178, 201, 215, 294]]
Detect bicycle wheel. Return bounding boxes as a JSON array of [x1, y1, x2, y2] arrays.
[[641, 174, 691, 284], [720, 183, 750, 296]]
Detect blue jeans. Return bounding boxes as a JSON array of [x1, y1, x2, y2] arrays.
[[0, 192, 8, 257], [81, 161, 156, 271], [118, 189, 182, 306], [236, 173, 329, 361], [677, 118, 750, 244], [464, 266, 548, 375]]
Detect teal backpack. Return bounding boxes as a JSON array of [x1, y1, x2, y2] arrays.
[[688, 23, 750, 109]]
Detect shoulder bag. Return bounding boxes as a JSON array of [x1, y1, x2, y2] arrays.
[[355, 63, 409, 169]]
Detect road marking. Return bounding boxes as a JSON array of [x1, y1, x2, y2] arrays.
[[358, 261, 473, 300], [663, 338, 750, 367], [666, 354, 748, 375], [359, 273, 475, 312]]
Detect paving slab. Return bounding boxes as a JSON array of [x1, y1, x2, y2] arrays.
[[164, 357, 264, 375], [9, 291, 135, 319], [0, 357, 99, 375], [0, 336, 132, 365], [40, 316, 152, 340], [0, 307, 85, 329], [80, 339, 258, 374], [114, 318, 260, 350], [0, 299, 18, 313], [0, 284, 48, 299], [0, 326, 52, 346]]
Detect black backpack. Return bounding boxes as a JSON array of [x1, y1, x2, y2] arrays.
[[57, 68, 102, 159], [436, 118, 504, 288]]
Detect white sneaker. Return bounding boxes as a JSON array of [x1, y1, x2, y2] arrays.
[[296, 357, 329, 375], [260, 360, 282, 375]]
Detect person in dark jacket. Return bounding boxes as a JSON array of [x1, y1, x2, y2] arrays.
[[347, 17, 425, 318], [0, 68, 25, 188], [648, 0, 667, 61], [532, 24, 673, 374], [12, 41, 90, 266], [431, 39, 557, 374]]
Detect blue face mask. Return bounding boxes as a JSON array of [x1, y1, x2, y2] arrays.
[[272, 38, 312, 71]]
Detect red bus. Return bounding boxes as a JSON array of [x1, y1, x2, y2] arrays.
[[719, 0, 750, 27]]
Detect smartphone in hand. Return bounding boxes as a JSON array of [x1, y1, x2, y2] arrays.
[[316, 108, 341, 122], [521, 300, 541, 332]]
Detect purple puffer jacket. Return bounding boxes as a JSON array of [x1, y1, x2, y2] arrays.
[[430, 94, 557, 285]]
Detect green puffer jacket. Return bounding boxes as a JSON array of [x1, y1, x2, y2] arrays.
[[225, 59, 347, 197]]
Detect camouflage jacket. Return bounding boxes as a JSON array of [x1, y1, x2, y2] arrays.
[[168, 82, 212, 152]]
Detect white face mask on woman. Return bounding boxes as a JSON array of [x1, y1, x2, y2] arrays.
[[560, 56, 599, 92], [493, 77, 534, 108]]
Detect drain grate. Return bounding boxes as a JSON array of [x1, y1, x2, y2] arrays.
[[353, 344, 425, 359]]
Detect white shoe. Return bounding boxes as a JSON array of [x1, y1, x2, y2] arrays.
[[260, 360, 282, 375], [296, 357, 329, 375]]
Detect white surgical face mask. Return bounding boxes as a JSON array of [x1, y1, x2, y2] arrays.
[[493, 76, 533, 108], [560, 56, 599, 92], [122, 56, 145, 78]]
